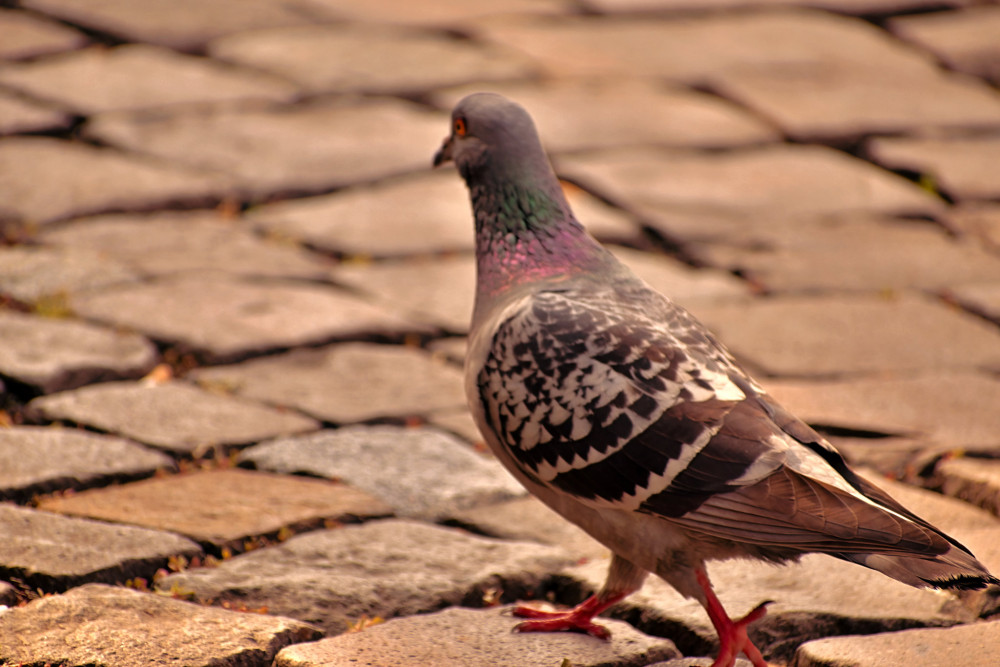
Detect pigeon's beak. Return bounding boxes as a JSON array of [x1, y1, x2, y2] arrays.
[[433, 135, 453, 167]]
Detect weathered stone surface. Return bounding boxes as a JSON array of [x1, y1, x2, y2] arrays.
[[39, 210, 330, 281], [68, 274, 426, 363], [305, 0, 571, 26], [159, 520, 571, 635], [240, 426, 523, 519], [85, 99, 446, 199], [710, 61, 1000, 143], [579, 0, 967, 15], [38, 469, 391, 552], [867, 135, 1000, 203], [0, 244, 138, 302], [826, 435, 939, 480], [694, 294, 1000, 377], [482, 10, 938, 82], [21, 0, 334, 51], [935, 458, 1000, 518], [559, 145, 942, 224], [0, 8, 88, 60], [947, 204, 1000, 251], [0, 88, 71, 135], [433, 78, 778, 152], [28, 380, 320, 455], [274, 604, 679, 667], [891, 6, 1000, 85], [689, 217, 1000, 293], [610, 246, 750, 307], [0, 310, 158, 394], [0, 44, 299, 114], [0, 583, 321, 667], [209, 24, 536, 95], [191, 343, 467, 423], [0, 426, 172, 501], [794, 621, 1000, 667], [0, 504, 201, 590], [0, 136, 234, 224], [948, 283, 1000, 326], [425, 407, 483, 444], [766, 371, 1000, 448]]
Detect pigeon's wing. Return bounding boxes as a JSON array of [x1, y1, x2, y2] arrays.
[[476, 287, 958, 559]]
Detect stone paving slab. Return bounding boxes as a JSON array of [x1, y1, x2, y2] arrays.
[[0, 309, 158, 394], [794, 620, 1000, 667], [425, 407, 483, 444], [866, 135, 1000, 203], [68, 274, 427, 363], [948, 204, 1000, 252], [27, 380, 320, 455], [559, 145, 943, 224], [688, 216, 1000, 293], [274, 604, 679, 667], [693, 293, 1000, 377], [0, 426, 173, 502], [935, 458, 1000, 519], [159, 519, 572, 635], [240, 426, 524, 519], [765, 371, 1000, 448], [826, 435, 939, 481], [38, 210, 332, 281], [37, 468, 392, 553], [480, 9, 938, 83], [432, 78, 780, 153], [0, 504, 201, 591], [84, 99, 447, 199], [0, 136, 235, 224], [0, 7, 88, 61], [890, 6, 1000, 85], [0, 44, 300, 115], [191, 343, 467, 423], [21, 0, 337, 52], [611, 246, 752, 306], [579, 0, 970, 15], [210, 24, 537, 96], [0, 583, 322, 667], [0, 88, 72, 135], [307, 0, 573, 27], [0, 244, 139, 302], [947, 283, 1000, 327]]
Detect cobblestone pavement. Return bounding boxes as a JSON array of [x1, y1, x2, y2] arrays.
[[1, 1, 1000, 665]]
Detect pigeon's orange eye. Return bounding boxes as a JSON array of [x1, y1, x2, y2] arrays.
[[454, 117, 467, 137]]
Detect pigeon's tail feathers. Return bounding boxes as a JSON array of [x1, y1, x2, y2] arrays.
[[841, 548, 1000, 591]]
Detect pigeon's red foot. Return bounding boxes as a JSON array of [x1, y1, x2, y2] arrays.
[[512, 593, 625, 640], [696, 568, 771, 667]]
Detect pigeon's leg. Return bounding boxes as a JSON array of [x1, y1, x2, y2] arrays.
[[695, 567, 771, 667], [513, 554, 647, 639]]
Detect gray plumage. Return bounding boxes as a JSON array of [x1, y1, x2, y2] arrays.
[[434, 92, 997, 667]]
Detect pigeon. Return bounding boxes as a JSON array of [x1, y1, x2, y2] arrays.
[[433, 92, 998, 667]]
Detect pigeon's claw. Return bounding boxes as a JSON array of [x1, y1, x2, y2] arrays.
[[512, 593, 624, 640], [697, 568, 771, 667]]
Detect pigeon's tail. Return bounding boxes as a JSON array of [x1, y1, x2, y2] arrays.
[[841, 546, 1000, 591]]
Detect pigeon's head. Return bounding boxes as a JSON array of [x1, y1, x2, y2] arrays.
[[433, 93, 549, 184]]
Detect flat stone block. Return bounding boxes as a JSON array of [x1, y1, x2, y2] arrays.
[[209, 24, 536, 95], [37, 468, 391, 553], [867, 135, 1000, 203], [0, 44, 299, 114], [0, 310, 158, 394], [0, 583, 321, 667], [0, 426, 172, 502], [935, 458, 1000, 518], [559, 145, 942, 223], [0, 88, 72, 135], [766, 371, 1000, 448], [694, 293, 1000, 377], [0, 244, 138, 303], [159, 520, 572, 635], [794, 621, 1000, 667], [580, 0, 965, 15], [610, 246, 750, 308], [689, 217, 1000, 293], [305, 0, 571, 27], [85, 98, 447, 199], [0, 504, 201, 591], [191, 343, 467, 423], [425, 407, 483, 444], [68, 274, 427, 363], [948, 283, 1000, 327], [947, 204, 1000, 251], [0, 7, 88, 60], [28, 380, 320, 455], [432, 78, 779, 153], [21, 0, 334, 51], [240, 425, 524, 519], [274, 604, 678, 667], [891, 6, 1000, 85], [39, 210, 330, 281], [0, 136, 234, 224]]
